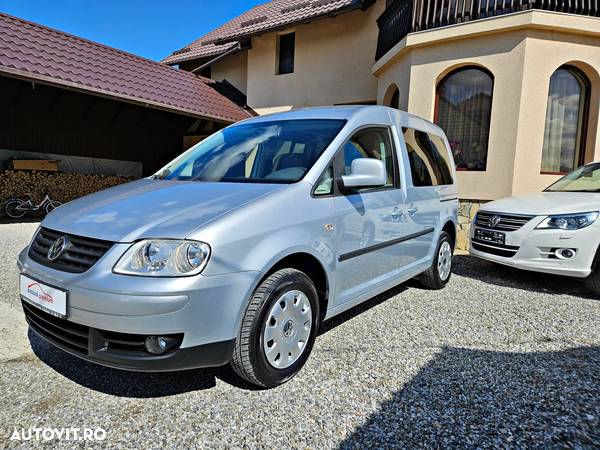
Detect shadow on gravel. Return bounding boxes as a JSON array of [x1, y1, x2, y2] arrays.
[[28, 283, 413, 395], [29, 330, 219, 397], [453, 255, 598, 300], [340, 345, 600, 449]]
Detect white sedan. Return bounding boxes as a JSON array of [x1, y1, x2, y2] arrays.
[[470, 162, 600, 294]]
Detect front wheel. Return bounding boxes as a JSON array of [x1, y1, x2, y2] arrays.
[[419, 231, 453, 289], [230, 268, 320, 388], [5, 199, 27, 218], [584, 264, 600, 296], [45, 200, 62, 214]]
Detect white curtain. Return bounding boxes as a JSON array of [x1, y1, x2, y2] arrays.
[[541, 68, 586, 173]]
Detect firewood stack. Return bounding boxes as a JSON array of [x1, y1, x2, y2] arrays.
[[1, 170, 134, 207]]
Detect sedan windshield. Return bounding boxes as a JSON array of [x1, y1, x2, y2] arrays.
[[546, 163, 600, 192], [156, 119, 346, 183]]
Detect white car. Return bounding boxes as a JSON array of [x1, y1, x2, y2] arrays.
[[470, 162, 600, 294]]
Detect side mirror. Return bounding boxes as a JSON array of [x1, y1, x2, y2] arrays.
[[339, 158, 387, 190]]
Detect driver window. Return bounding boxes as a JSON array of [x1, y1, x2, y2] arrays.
[[343, 128, 396, 188]]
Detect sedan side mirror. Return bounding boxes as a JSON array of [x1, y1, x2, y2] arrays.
[[339, 158, 387, 190]]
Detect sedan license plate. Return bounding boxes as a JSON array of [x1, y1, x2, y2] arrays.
[[20, 274, 67, 319], [474, 228, 505, 245]]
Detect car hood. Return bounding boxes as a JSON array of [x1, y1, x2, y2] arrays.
[[481, 191, 600, 216], [43, 179, 284, 242]]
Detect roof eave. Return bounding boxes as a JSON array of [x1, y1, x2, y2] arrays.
[[0, 66, 244, 123], [162, 0, 374, 65]]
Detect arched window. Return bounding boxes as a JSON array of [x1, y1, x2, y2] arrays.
[[434, 67, 494, 171], [389, 89, 399, 109], [541, 66, 590, 174], [384, 84, 400, 109]]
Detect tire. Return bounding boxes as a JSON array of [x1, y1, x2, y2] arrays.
[[584, 267, 600, 296], [419, 231, 453, 289], [45, 200, 62, 214], [4, 199, 27, 219], [231, 268, 320, 388]]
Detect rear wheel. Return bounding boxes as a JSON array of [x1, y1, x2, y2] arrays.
[[230, 268, 320, 388], [5, 199, 27, 219], [419, 231, 453, 289]]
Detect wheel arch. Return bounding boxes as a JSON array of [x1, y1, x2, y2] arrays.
[[442, 220, 457, 250], [261, 251, 330, 322]]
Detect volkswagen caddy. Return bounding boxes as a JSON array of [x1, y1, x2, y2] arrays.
[[18, 106, 458, 387]]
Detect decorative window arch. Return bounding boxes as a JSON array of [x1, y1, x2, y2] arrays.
[[434, 66, 494, 171], [541, 65, 590, 174]]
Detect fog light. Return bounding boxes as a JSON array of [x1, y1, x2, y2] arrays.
[[144, 335, 179, 355], [554, 248, 576, 260]]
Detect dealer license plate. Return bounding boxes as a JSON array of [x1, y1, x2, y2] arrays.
[[20, 274, 67, 319], [474, 228, 505, 245]]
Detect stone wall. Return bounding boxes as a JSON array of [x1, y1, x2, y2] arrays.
[[456, 199, 487, 252]]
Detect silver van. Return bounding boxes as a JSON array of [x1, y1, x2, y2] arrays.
[[18, 106, 458, 387]]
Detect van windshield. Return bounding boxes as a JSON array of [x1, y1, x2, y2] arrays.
[[156, 119, 346, 183], [545, 163, 600, 192]]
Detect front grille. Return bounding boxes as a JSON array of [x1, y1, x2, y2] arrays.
[[472, 241, 520, 258], [28, 227, 113, 273], [22, 300, 89, 355], [475, 212, 533, 232]]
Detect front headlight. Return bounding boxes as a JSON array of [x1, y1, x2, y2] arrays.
[[113, 239, 210, 276], [535, 212, 599, 230]]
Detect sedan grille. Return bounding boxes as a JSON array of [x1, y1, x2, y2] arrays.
[[28, 227, 113, 273], [475, 212, 533, 232]]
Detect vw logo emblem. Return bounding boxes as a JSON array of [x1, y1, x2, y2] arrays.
[[489, 215, 501, 228], [47, 236, 69, 261]]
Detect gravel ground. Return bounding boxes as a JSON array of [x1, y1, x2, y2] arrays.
[[0, 222, 599, 448]]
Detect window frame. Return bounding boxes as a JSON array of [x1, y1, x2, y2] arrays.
[[433, 65, 494, 172], [540, 65, 591, 176]]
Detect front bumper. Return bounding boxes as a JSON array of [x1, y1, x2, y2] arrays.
[[469, 215, 599, 278], [18, 244, 260, 371]]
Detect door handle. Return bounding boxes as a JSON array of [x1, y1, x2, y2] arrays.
[[391, 207, 402, 220], [407, 206, 418, 216]]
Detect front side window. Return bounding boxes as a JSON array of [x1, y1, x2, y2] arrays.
[[277, 32, 295, 75], [435, 67, 493, 171], [545, 163, 600, 192], [342, 128, 397, 189], [541, 66, 590, 174], [158, 119, 346, 183], [404, 128, 454, 187], [313, 165, 334, 196]]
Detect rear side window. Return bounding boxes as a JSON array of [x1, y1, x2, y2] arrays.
[[403, 128, 454, 186]]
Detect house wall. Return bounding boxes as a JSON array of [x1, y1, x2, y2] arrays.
[[374, 10, 600, 201], [245, 0, 385, 115], [211, 51, 249, 95]]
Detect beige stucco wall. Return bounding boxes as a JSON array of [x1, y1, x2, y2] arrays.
[[246, 0, 385, 115], [211, 51, 248, 95], [375, 10, 600, 200]]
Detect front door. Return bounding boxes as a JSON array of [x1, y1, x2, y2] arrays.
[[333, 127, 408, 307]]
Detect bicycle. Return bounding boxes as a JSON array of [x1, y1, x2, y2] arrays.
[[4, 194, 62, 218]]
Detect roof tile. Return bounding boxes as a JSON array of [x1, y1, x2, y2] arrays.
[[0, 13, 252, 122]]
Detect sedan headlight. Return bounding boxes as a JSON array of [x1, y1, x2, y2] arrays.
[[535, 212, 599, 230], [114, 239, 210, 276]]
